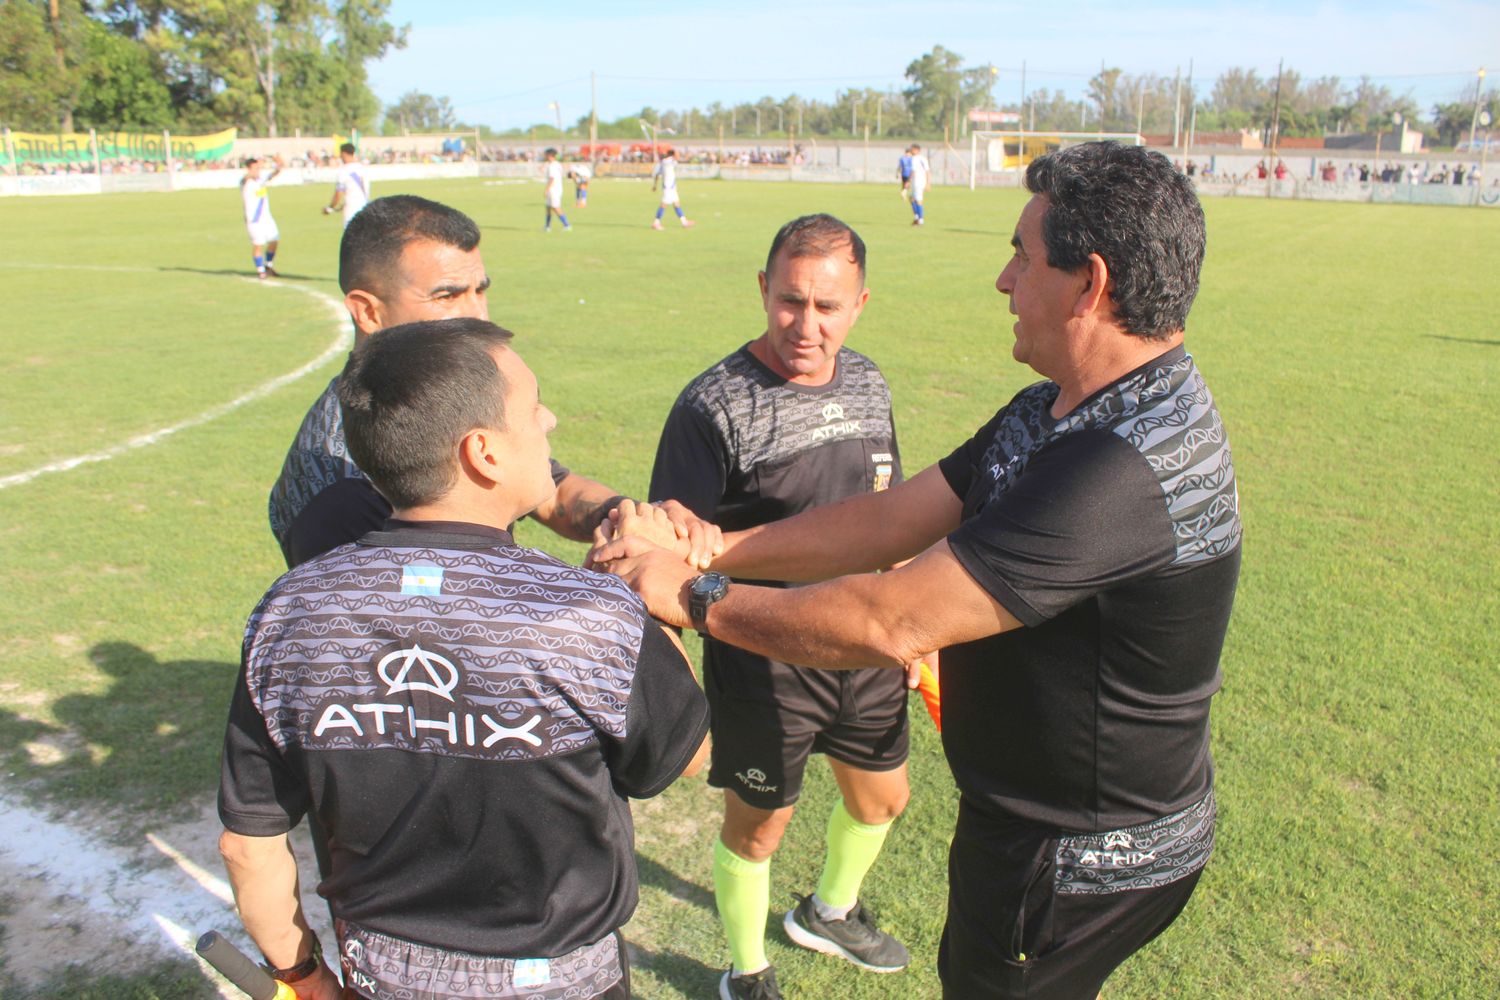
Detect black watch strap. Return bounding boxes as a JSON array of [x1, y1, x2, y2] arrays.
[[268, 935, 321, 984]]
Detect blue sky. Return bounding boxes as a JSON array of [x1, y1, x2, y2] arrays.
[[368, 1, 1497, 130]]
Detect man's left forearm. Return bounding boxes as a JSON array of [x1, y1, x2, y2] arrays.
[[218, 830, 315, 969], [533, 472, 621, 541]]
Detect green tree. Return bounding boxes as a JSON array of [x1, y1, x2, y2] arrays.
[[904, 45, 964, 134], [0, 0, 69, 129], [330, 0, 406, 131], [382, 89, 455, 133], [73, 16, 173, 129]]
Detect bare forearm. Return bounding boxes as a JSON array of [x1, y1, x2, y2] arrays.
[[714, 465, 961, 581], [219, 831, 314, 968], [534, 473, 620, 542], [704, 575, 923, 670]]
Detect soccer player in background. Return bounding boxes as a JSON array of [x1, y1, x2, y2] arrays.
[[570, 160, 592, 207], [898, 145, 913, 199], [543, 148, 571, 232], [651, 147, 695, 230], [908, 144, 930, 226], [323, 142, 370, 227], [648, 215, 915, 1000], [241, 154, 284, 278]]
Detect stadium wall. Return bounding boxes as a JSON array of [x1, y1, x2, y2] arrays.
[[2, 149, 1493, 207]]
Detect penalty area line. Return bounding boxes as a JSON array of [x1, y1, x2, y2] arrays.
[[0, 273, 350, 491]]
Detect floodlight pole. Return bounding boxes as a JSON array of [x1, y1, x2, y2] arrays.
[[1468, 68, 1487, 150]]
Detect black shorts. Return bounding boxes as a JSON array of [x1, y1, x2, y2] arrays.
[[939, 794, 1214, 999], [703, 639, 909, 810]]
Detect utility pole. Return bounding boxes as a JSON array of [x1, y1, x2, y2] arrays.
[[589, 71, 598, 168], [1268, 57, 1285, 190], [1469, 68, 1488, 150], [1172, 65, 1182, 147], [1181, 58, 1193, 158]]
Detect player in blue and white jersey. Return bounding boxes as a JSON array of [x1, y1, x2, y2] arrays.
[[324, 142, 370, 227], [651, 147, 695, 230], [543, 148, 571, 232], [240, 154, 284, 278], [907, 144, 930, 226]]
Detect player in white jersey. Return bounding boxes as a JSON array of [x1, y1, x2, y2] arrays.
[[324, 143, 371, 227], [651, 148, 695, 230], [569, 161, 592, 207], [543, 148, 572, 232], [241, 154, 284, 278], [907, 144, 930, 226]]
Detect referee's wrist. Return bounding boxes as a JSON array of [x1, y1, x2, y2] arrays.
[[593, 495, 630, 530]]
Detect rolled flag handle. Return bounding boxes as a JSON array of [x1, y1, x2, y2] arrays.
[[195, 930, 297, 1000]]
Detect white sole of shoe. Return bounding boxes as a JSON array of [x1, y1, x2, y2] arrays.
[[781, 910, 906, 973]]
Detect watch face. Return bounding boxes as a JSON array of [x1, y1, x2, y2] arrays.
[[692, 572, 727, 597]]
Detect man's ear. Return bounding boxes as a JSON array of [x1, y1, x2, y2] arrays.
[[459, 428, 505, 488], [345, 289, 385, 338], [1073, 253, 1112, 319]]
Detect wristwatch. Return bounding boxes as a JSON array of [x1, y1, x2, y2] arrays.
[[688, 572, 730, 637], [267, 935, 321, 984]]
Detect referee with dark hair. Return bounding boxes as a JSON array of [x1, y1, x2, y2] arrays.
[[597, 142, 1242, 999], [221, 317, 709, 1000]]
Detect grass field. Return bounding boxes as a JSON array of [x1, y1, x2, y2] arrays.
[[0, 174, 1496, 999]]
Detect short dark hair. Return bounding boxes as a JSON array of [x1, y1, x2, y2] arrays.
[[339, 142, 356, 156], [1024, 141, 1205, 338], [764, 213, 867, 283], [337, 318, 515, 510], [544, 147, 557, 158], [338, 195, 481, 296]]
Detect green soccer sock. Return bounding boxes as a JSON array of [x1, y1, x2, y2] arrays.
[[816, 799, 893, 911], [713, 838, 771, 974]]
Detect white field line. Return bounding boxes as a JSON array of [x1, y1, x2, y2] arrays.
[[0, 789, 331, 995], [0, 266, 349, 491]]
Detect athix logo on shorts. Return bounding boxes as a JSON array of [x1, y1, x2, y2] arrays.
[[735, 767, 779, 794], [1079, 829, 1157, 868], [311, 640, 545, 752]]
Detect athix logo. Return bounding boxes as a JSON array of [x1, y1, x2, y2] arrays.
[[822, 402, 846, 423], [1080, 830, 1157, 869], [1102, 831, 1134, 851], [312, 640, 545, 751], [378, 643, 459, 700], [735, 767, 778, 794]]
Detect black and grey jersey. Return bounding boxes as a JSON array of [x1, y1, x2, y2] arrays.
[[219, 520, 708, 960], [649, 345, 902, 536], [938, 345, 1242, 832]]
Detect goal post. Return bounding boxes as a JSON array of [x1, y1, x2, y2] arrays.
[[969, 130, 1145, 189]]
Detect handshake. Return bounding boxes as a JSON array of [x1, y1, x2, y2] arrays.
[[587, 499, 722, 631]]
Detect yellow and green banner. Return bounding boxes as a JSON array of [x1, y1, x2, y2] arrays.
[[1, 128, 238, 166]]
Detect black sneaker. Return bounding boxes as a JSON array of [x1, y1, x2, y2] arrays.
[[718, 967, 782, 1000], [783, 892, 909, 973], [264, 265, 279, 277]]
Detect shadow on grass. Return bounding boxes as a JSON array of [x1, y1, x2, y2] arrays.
[[1421, 334, 1500, 346], [0, 642, 239, 820], [157, 265, 327, 283], [626, 940, 721, 998], [636, 852, 716, 912]]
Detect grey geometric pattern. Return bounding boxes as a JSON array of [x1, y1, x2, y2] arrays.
[[244, 544, 646, 762], [1054, 789, 1215, 895], [335, 919, 622, 1000], [267, 376, 364, 544], [679, 348, 896, 469], [975, 351, 1240, 566]]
